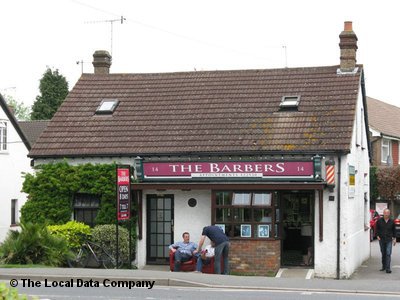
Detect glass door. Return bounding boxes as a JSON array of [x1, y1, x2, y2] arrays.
[[146, 194, 174, 264]]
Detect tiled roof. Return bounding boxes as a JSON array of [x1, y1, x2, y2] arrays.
[[18, 120, 49, 146], [367, 97, 400, 139], [0, 93, 31, 150], [29, 65, 362, 158]]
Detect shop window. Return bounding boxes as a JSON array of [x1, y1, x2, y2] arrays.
[[253, 193, 272, 206], [216, 191, 231, 205], [0, 121, 7, 151], [232, 192, 251, 205], [73, 193, 100, 227], [213, 191, 276, 239]]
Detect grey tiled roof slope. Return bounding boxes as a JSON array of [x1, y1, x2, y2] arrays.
[[367, 97, 400, 139], [29, 65, 362, 157], [18, 120, 49, 146]]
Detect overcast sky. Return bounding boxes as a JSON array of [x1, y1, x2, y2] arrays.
[[1, 0, 399, 108]]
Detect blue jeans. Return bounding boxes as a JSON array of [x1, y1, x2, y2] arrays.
[[196, 256, 211, 272], [214, 241, 230, 275], [379, 240, 393, 271], [174, 251, 192, 272]]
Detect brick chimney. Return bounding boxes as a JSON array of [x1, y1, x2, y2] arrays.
[[339, 21, 358, 72], [92, 50, 112, 75]]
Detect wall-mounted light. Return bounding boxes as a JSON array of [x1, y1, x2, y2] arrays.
[[313, 155, 322, 181]]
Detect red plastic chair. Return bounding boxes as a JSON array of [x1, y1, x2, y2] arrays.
[[200, 257, 224, 274], [169, 250, 196, 272], [169, 251, 225, 273]]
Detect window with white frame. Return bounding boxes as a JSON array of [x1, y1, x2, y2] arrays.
[[397, 141, 400, 165], [279, 96, 300, 111], [0, 121, 7, 151], [381, 138, 391, 163], [95, 99, 119, 114]]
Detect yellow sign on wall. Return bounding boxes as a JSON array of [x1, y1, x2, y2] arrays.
[[349, 165, 355, 198]]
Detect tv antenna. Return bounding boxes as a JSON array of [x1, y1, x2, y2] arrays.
[[85, 16, 126, 56], [76, 60, 90, 74], [282, 45, 288, 68]]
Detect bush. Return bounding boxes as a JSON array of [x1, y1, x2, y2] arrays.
[[91, 225, 131, 265], [0, 222, 71, 266], [47, 221, 91, 249], [0, 282, 37, 300]]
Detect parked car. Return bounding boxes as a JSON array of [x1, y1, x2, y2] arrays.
[[394, 214, 400, 242], [370, 209, 381, 241]]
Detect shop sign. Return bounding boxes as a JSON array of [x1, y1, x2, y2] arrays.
[[142, 161, 315, 181], [375, 202, 387, 215], [116, 165, 131, 220]]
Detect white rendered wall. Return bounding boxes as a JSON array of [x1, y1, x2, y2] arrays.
[[136, 189, 211, 268], [339, 89, 370, 278], [314, 187, 339, 278], [314, 89, 369, 278], [0, 110, 31, 241]]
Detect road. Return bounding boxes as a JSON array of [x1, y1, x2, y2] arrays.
[[4, 284, 400, 300]]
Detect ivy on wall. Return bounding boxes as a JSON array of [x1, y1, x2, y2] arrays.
[[21, 162, 119, 225]]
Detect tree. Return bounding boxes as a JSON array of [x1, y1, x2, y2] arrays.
[[3, 94, 31, 120], [31, 68, 69, 120], [376, 166, 400, 210], [370, 166, 379, 202]]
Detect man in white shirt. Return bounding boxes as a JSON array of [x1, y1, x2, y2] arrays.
[[195, 243, 215, 272]]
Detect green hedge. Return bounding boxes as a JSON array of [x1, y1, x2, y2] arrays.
[[92, 225, 130, 265], [47, 221, 91, 249], [0, 282, 38, 300]]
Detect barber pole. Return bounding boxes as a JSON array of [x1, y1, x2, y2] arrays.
[[325, 159, 335, 188]]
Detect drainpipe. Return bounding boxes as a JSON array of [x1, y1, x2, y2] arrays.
[[336, 155, 342, 279]]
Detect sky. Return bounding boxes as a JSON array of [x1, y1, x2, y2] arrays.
[[1, 0, 399, 108]]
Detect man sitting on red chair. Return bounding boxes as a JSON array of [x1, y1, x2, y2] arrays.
[[169, 232, 198, 271], [195, 242, 215, 273]]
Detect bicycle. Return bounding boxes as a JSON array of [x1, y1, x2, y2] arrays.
[[68, 239, 121, 269]]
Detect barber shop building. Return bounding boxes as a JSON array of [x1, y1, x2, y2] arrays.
[[29, 22, 370, 278]]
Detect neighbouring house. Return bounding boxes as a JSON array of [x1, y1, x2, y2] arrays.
[[28, 22, 370, 278], [18, 120, 49, 146], [0, 94, 31, 241], [367, 96, 400, 215]]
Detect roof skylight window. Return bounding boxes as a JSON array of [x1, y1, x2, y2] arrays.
[[279, 96, 300, 111], [96, 99, 119, 114]]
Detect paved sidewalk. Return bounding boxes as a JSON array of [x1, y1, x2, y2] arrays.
[[1, 240, 399, 295], [351, 239, 400, 280]]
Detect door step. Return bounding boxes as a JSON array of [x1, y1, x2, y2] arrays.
[[276, 268, 314, 279]]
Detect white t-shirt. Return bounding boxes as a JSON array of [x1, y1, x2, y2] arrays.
[[203, 245, 215, 258]]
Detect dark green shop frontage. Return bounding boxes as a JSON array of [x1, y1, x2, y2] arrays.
[[133, 159, 326, 274]]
